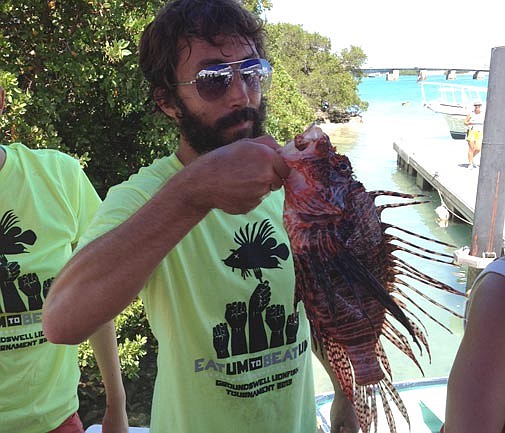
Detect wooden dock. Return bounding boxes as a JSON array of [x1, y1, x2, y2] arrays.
[[393, 137, 479, 224]]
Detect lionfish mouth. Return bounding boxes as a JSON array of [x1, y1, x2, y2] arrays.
[[294, 140, 309, 151]]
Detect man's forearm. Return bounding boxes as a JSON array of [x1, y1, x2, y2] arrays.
[[43, 168, 210, 344]]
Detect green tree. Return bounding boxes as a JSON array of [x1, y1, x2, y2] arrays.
[[242, 0, 272, 14], [0, 0, 176, 198], [265, 56, 314, 141], [266, 22, 368, 114]]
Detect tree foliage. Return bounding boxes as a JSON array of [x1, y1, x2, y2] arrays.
[[266, 22, 368, 113], [241, 0, 272, 14], [0, 0, 176, 198], [265, 57, 314, 142]]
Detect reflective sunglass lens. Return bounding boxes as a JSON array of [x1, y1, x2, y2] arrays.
[[194, 59, 272, 101], [244, 60, 272, 93], [196, 67, 233, 101]]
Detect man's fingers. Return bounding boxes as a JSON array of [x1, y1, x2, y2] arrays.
[[253, 135, 291, 188], [255, 134, 281, 151], [272, 153, 291, 182]]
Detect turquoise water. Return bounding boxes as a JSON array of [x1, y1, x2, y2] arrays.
[[313, 73, 488, 392]]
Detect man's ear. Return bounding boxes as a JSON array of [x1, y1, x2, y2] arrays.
[[154, 87, 180, 119]]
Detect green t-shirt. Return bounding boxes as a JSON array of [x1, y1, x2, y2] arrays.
[[79, 153, 317, 433], [0, 143, 101, 433]]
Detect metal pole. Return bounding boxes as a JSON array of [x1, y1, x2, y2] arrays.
[[466, 46, 505, 290]]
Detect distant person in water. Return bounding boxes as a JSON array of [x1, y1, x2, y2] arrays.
[[464, 102, 485, 169]]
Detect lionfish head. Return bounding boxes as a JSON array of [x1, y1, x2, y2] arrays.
[[280, 124, 333, 165], [280, 124, 354, 219]]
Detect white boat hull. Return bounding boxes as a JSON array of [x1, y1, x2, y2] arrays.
[[421, 82, 487, 140], [442, 112, 467, 140]]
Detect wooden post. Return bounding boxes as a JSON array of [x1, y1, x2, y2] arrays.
[[466, 46, 505, 291]]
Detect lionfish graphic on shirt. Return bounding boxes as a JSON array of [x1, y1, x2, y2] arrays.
[[223, 219, 290, 282], [279, 124, 465, 433]]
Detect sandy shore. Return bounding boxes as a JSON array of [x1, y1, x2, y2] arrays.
[[317, 118, 363, 148]]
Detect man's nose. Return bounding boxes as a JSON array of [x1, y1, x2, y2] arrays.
[[226, 71, 250, 106]]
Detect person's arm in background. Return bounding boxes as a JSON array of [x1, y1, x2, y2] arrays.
[[444, 272, 505, 433], [88, 321, 129, 433]]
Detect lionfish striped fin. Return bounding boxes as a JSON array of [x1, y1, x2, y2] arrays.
[[384, 297, 432, 361], [380, 376, 411, 433], [386, 233, 454, 260], [369, 385, 378, 433], [329, 248, 424, 353], [376, 339, 393, 380], [368, 190, 429, 200], [351, 343, 415, 433], [353, 385, 370, 433], [394, 278, 464, 322], [394, 285, 453, 334], [324, 338, 354, 402], [369, 189, 430, 217], [381, 319, 424, 373], [392, 297, 429, 336], [378, 382, 398, 433], [383, 222, 458, 248], [376, 200, 430, 215], [388, 242, 453, 264], [393, 258, 463, 296], [405, 319, 432, 361]]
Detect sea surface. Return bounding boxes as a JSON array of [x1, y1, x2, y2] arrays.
[[312, 73, 489, 393]]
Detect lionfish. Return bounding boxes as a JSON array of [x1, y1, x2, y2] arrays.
[[279, 124, 464, 433]]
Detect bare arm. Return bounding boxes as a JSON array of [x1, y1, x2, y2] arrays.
[[444, 272, 505, 433], [464, 114, 472, 126], [43, 138, 290, 343], [88, 321, 128, 433]]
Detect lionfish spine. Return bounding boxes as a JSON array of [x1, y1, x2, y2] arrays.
[[381, 320, 423, 372], [386, 233, 454, 260], [378, 377, 410, 433], [394, 278, 463, 324], [376, 200, 431, 215], [383, 222, 458, 248], [388, 243, 453, 265], [368, 190, 429, 200], [392, 297, 430, 336], [393, 257, 463, 296]]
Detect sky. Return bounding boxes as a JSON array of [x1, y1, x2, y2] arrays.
[[264, 0, 504, 70]]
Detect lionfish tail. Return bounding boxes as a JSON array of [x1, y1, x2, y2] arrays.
[[353, 375, 410, 433], [325, 338, 411, 433]]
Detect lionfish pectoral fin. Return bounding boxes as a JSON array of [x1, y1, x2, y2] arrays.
[[336, 251, 423, 353]]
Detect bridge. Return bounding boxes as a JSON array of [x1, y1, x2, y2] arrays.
[[361, 67, 489, 81]]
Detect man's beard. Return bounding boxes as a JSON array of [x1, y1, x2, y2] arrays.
[[174, 95, 267, 155]]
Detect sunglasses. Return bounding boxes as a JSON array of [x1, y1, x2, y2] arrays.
[[172, 58, 272, 102]]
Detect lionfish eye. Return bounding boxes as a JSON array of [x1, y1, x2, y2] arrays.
[[339, 162, 348, 170]]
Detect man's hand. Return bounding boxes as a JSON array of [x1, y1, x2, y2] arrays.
[[184, 136, 290, 215]]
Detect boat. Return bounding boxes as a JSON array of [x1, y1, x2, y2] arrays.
[[316, 377, 447, 433], [420, 82, 487, 140]]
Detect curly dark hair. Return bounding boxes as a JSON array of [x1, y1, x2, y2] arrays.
[[139, 0, 266, 106]]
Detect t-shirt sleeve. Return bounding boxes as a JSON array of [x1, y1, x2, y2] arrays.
[[75, 177, 157, 253]]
